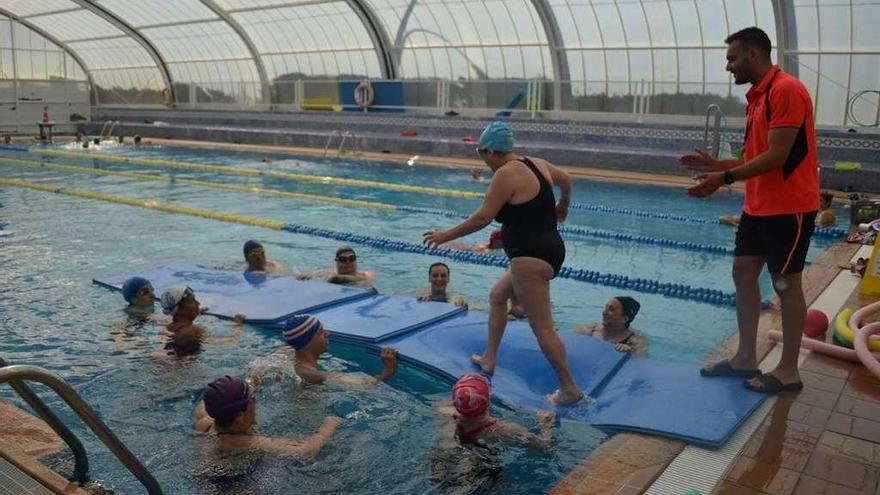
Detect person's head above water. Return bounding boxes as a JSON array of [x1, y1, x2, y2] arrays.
[[603, 296, 640, 329], [429, 262, 450, 294], [452, 373, 491, 417], [204, 375, 255, 428], [335, 246, 358, 275], [283, 314, 327, 353], [122, 277, 154, 308], [243, 240, 267, 270], [160, 285, 199, 320]]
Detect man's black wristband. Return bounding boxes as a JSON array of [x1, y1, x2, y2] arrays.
[[723, 170, 735, 185]]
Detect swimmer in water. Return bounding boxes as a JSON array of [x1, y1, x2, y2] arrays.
[[281, 314, 399, 386], [193, 375, 342, 457]]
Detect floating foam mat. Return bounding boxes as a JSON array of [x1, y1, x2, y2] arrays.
[[367, 311, 765, 448], [93, 263, 374, 324], [314, 294, 467, 343]]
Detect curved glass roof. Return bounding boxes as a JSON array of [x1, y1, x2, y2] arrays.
[[0, 0, 877, 125]]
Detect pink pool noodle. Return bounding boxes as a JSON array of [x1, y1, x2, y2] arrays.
[[766, 330, 880, 363]]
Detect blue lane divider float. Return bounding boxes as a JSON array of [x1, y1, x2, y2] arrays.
[[280, 222, 770, 308], [567, 202, 848, 240], [397, 205, 735, 256]]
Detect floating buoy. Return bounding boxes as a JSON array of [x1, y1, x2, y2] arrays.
[[401, 129, 418, 136]]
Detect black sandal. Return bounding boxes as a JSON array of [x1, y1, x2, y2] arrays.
[[700, 360, 761, 378], [744, 373, 803, 394]]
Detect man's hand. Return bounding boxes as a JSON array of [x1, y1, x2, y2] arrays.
[[680, 149, 722, 173], [423, 230, 451, 249], [687, 172, 724, 198]]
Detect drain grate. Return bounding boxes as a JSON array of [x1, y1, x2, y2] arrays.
[[0, 457, 55, 495]]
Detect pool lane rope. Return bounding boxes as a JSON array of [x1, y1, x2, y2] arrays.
[[3, 157, 735, 257], [0, 176, 764, 308], [567, 201, 847, 240], [32, 149, 483, 200], [0, 157, 396, 211], [27, 149, 847, 240]]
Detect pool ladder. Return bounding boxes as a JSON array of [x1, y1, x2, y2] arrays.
[[98, 120, 120, 142], [703, 104, 723, 159], [0, 357, 163, 494], [323, 130, 358, 158]]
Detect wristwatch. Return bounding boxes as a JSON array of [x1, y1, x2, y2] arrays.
[[723, 170, 735, 185]]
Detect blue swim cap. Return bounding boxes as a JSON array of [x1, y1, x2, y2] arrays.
[[283, 314, 322, 350], [122, 277, 150, 303], [477, 121, 514, 152], [243, 240, 263, 257]]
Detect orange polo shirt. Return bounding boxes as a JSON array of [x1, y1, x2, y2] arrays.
[[742, 65, 819, 216]]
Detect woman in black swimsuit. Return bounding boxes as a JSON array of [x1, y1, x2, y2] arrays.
[[423, 122, 583, 405]]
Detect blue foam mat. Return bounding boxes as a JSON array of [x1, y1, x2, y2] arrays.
[[368, 312, 765, 448], [314, 294, 467, 343], [376, 312, 629, 411], [93, 263, 374, 324]]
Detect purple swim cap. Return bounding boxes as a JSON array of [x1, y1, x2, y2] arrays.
[[204, 376, 251, 423]]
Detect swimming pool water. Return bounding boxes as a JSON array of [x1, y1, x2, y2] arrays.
[[0, 143, 835, 494]]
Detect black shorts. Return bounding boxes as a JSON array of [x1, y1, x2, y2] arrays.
[[734, 211, 816, 274], [502, 228, 566, 278]]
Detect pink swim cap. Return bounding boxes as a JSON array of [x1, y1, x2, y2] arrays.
[[452, 373, 491, 417]]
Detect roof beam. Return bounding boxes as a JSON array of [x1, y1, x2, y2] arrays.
[[0, 9, 97, 103], [772, 0, 798, 77], [345, 0, 397, 79], [70, 0, 175, 102], [530, 0, 569, 110], [198, 0, 271, 103]]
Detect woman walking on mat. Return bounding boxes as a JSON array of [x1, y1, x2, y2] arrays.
[[423, 121, 583, 405]]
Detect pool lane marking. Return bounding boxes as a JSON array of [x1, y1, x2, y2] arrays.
[[0, 157, 396, 211], [0, 177, 286, 230], [0, 177, 742, 307], [31, 149, 483, 200], [20, 148, 848, 239], [2, 157, 735, 257]]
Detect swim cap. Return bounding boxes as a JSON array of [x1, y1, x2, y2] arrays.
[[615, 296, 641, 326], [477, 121, 514, 152], [122, 277, 151, 303], [204, 376, 251, 423], [160, 285, 194, 316], [243, 240, 263, 257], [452, 373, 491, 417], [283, 314, 322, 350]]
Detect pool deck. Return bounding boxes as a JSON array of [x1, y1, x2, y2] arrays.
[[0, 398, 88, 494], [2, 137, 879, 494]]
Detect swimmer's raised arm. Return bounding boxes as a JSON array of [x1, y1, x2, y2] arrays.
[[252, 416, 343, 458]]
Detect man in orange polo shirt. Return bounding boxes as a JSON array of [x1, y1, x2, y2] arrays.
[[681, 27, 819, 394]]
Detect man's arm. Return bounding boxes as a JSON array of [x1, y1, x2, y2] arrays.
[[688, 127, 800, 198], [492, 412, 554, 450]]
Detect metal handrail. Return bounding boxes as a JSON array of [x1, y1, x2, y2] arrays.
[[322, 130, 339, 158], [97, 120, 113, 140], [0, 364, 163, 494], [703, 104, 723, 158], [0, 357, 89, 483]]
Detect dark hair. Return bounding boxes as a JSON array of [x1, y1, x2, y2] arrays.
[[429, 262, 450, 275], [725, 27, 772, 56], [335, 246, 355, 258], [820, 191, 834, 204]]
